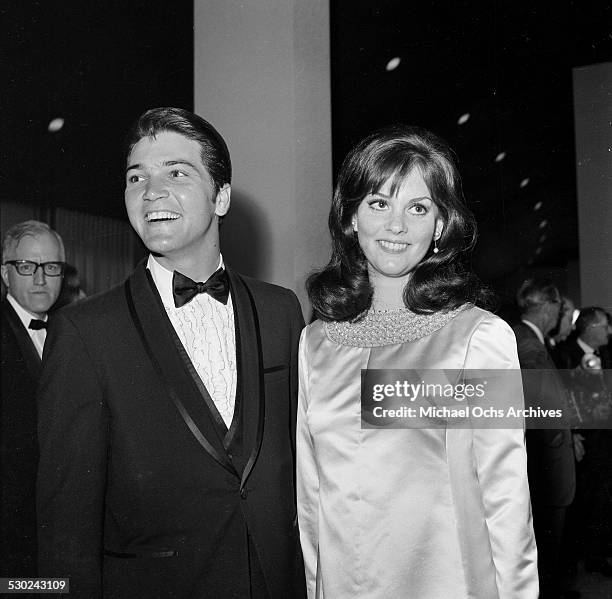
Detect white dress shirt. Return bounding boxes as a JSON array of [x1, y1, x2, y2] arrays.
[[6, 293, 47, 358], [521, 318, 545, 345], [576, 337, 596, 355], [147, 254, 237, 428]]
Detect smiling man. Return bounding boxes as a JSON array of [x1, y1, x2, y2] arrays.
[[1, 220, 65, 579], [37, 108, 306, 599]]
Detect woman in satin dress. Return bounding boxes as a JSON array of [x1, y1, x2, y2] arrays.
[[297, 126, 538, 599]]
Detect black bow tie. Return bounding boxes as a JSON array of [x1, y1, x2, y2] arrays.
[[29, 319, 48, 330], [172, 268, 230, 308]]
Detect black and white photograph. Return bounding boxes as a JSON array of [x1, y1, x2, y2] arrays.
[[2, 2, 611, 598]]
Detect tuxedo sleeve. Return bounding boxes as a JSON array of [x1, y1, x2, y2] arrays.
[[289, 292, 305, 452], [37, 310, 109, 598], [466, 317, 539, 599]]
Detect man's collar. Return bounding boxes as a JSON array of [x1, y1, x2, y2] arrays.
[[576, 336, 596, 355], [6, 293, 48, 330], [146, 254, 225, 308], [521, 318, 545, 345]]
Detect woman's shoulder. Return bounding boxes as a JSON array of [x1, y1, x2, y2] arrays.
[[449, 305, 516, 344], [300, 318, 328, 344], [455, 306, 520, 368], [457, 304, 512, 329]]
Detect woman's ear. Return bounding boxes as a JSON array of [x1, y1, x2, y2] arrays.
[[434, 219, 444, 240]]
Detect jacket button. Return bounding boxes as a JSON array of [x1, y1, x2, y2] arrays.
[[240, 487, 248, 499]]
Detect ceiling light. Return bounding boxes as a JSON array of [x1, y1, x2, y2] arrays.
[[533, 201, 543, 211], [385, 57, 401, 71], [457, 113, 470, 125], [520, 178, 530, 188], [48, 118, 64, 132], [494, 151, 506, 162], [539, 219, 548, 229], [535, 247, 542, 255], [539, 234, 547, 243]]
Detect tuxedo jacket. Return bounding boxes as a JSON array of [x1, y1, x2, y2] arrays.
[[554, 336, 612, 464], [552, 336, 585, 371], [554, 336, 611, 403], [512, 322, 575, 507], [555, 334, 612, 371], [37, 263, 306, 599], [1, 300, 41, 577]]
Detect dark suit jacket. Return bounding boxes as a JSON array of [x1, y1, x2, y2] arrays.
[[37, 263, 306, 599], [554, 333, 612, 371], [512, 322, 576, 507], [554, 336, 611, 405], [1, 300, 41, 577], [554, 336, 612, 457], [552, 336, 585, 371]]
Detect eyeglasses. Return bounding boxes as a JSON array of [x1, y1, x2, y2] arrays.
[[3, 260, 65, 277]]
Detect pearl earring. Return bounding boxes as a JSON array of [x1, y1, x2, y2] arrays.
[[433, 238, 439, 254]]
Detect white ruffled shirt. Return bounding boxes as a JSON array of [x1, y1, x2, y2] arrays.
[[147, 255, 237, 427]]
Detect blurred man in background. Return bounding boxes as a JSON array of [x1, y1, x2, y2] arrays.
[[513, 278, 578, 598], [1, 220, 65, 577]]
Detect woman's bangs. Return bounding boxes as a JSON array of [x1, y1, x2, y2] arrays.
[[368, 156, 420, 198]]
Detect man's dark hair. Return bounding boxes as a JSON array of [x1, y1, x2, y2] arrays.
[[575, 306, 607, 336], [124, 107, 232, 194]]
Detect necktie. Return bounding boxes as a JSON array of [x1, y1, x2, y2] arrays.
[[29, 319, 48, 330], [172, 268, 230, 308]]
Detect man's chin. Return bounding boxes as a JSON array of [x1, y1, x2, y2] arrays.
[[25, 296, 56, 315], [141, 233, 175, 255]]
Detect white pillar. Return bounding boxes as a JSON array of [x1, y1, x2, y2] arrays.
[[194, 0, 332, 315]]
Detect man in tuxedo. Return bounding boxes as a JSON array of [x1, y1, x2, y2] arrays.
[[37, 108, 306, 598], [1, 220, 65, 577], [512, 279, 578, 598], [555, 307, 612, 576], [555, 307, 611, 371]]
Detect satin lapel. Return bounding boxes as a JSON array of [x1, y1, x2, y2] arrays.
[[124, 263, 237, 478], [2, 301, 41, 381], [226, 269, 265, 491]]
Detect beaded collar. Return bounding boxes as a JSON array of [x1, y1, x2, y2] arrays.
[[325, 303, 471, 348]]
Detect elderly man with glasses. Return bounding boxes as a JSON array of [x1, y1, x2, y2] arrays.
[[1, 219, 65, 579]]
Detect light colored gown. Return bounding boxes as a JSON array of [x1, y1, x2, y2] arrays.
[[297, 305, 538, 599]]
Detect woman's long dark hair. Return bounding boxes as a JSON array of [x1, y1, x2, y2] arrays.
[[307, 125, 493, 322]]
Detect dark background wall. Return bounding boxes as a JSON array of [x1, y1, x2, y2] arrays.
[[3, 1, 611, 303]]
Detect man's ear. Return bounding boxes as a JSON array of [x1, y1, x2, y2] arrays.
[[1, 264, 10, 290], [215, 184, 231, 217]]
